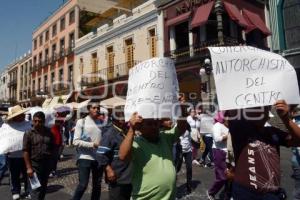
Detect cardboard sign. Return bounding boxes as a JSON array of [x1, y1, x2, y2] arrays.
[[208, 46, 300, 110], [124, 58, 180, 121]]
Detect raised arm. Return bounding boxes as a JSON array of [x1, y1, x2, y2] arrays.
[[119, 113, 142, 161], [275, 100, 300, 146]]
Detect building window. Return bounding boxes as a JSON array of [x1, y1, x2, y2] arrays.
[[60, 17, 65, 31], [51, 72, 55, 83], [68, 65, 73, 84], [69, 10, 75, 24], [52, 23, 57, 37], [59, 69, 63, 82], [51, 44, 57, 62], [33, 56, 37, 67], [39, 52, 43, 66], [69, 32, 75, 49], [34, 39, 37, 50], [125, 38, 134, 69], [45, 48, 49, 63], [39, 35, 43, 46], [38, 78, 41, 91], [148, 28, 157, 58], [107, 46, 114, 79], [45, 30, 49, 41], [60, 38, 65, 57], [80, 58, 84, 75], [91, 53, 98, 73], [44, 75, 48, 92]]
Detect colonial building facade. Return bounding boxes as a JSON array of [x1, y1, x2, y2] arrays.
[[267, 0, 300, 88], [74, 0, 160, 100], [0, 68, 10, 104], [159, 0, 271, 105]]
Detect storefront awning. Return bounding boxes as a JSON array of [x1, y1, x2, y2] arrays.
[[166, 11, 191, 27], [191, 1, 214, 28], [242, 9, 272, 36], [223, 2, 249, 28]]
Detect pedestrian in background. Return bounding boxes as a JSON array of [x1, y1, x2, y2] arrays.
[[4, 105, 31, 200], [199, 111, 215, 167], [99, 107, 132, 200], [23, 111, 55, 200], [50, 119, 64, 177], [207, 111, 229, 200], [290, 106, 300, 200], [186, 108, 201, 166], [72, 100, 103, 200], [177, 119, 193, 194]]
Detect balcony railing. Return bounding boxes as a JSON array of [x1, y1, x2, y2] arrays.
[[8, 80, 17, 87], [59, 49, 66, 59], [81, 60, 140, 87], [51, 53, 58, 64], [165, 37, 240, 63], [67, 46, 74, 55]]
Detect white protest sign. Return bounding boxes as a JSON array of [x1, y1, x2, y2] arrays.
[[208, 46, 300, 110], [124, 57, 180, 121], [0, 123, 28, 154]]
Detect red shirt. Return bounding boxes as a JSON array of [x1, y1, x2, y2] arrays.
[[51, 125, 63, 146]]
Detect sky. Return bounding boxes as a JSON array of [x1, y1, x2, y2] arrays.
[[0, 0, 66, 71]]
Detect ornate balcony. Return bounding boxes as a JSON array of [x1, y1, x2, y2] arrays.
[[165, 37, 240, 64], [81, 60, 140, 87]]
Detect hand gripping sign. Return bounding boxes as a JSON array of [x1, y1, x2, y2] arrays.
[[208, 46, 300, 110], [124, 58, 181, 121]]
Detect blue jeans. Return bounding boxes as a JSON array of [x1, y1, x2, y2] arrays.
[[7, 157, 29, 195], [292, 166, 300, 200], [201, 136, 213, 163], [72, 159, 103, 200], [0, 154, 7, 181], [177, 151, 193, 188], [232, 182, 280, 200]]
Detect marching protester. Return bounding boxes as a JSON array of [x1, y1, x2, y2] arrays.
[[228, 100, 300, 200], [175, 111, 193, 194], [4, 105, 31, 200], [50, 118, 64, 177], [199, 111, 215, 167], [187, 108, 201, 166], [290, 106, 300, 200], [98, 106, 132, 200], [23, 111, 55, 200], [72, 99, 103, 200], [207, 111, 230, 200], [119, 105, 188, 199]]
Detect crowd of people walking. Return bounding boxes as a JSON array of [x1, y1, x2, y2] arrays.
[[1, 98, 300, 200]]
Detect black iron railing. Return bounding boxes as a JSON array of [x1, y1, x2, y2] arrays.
[[81, 61, 140, 87]]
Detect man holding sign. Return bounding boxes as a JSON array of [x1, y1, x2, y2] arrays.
[[119, 58, 188, 200], [207, 47, 300, 200]]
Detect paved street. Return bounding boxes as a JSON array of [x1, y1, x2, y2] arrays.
[[0, 147, 294, 200]]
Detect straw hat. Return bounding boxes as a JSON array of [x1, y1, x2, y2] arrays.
[[6, 105, 28, 121]]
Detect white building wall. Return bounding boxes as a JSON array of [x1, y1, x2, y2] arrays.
[[74, 0, 160, 91]]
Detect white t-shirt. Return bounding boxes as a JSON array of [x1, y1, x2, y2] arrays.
[[199, 114, 214, 136], [212, 122, 229, 151], [180, 130, 192, 153], [186, 116, 200, 130]]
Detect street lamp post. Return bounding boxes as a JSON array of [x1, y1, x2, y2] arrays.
[[199, 58, 212, 112]]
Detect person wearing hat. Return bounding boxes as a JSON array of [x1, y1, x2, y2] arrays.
[[3, 105, 31, 200], [72, 99, 103, 200]]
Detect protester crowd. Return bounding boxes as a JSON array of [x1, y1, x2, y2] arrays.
[[0, 97, 300, 200]]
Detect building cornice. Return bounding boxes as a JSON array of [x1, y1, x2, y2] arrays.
[[75, 9, 158, 55]]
